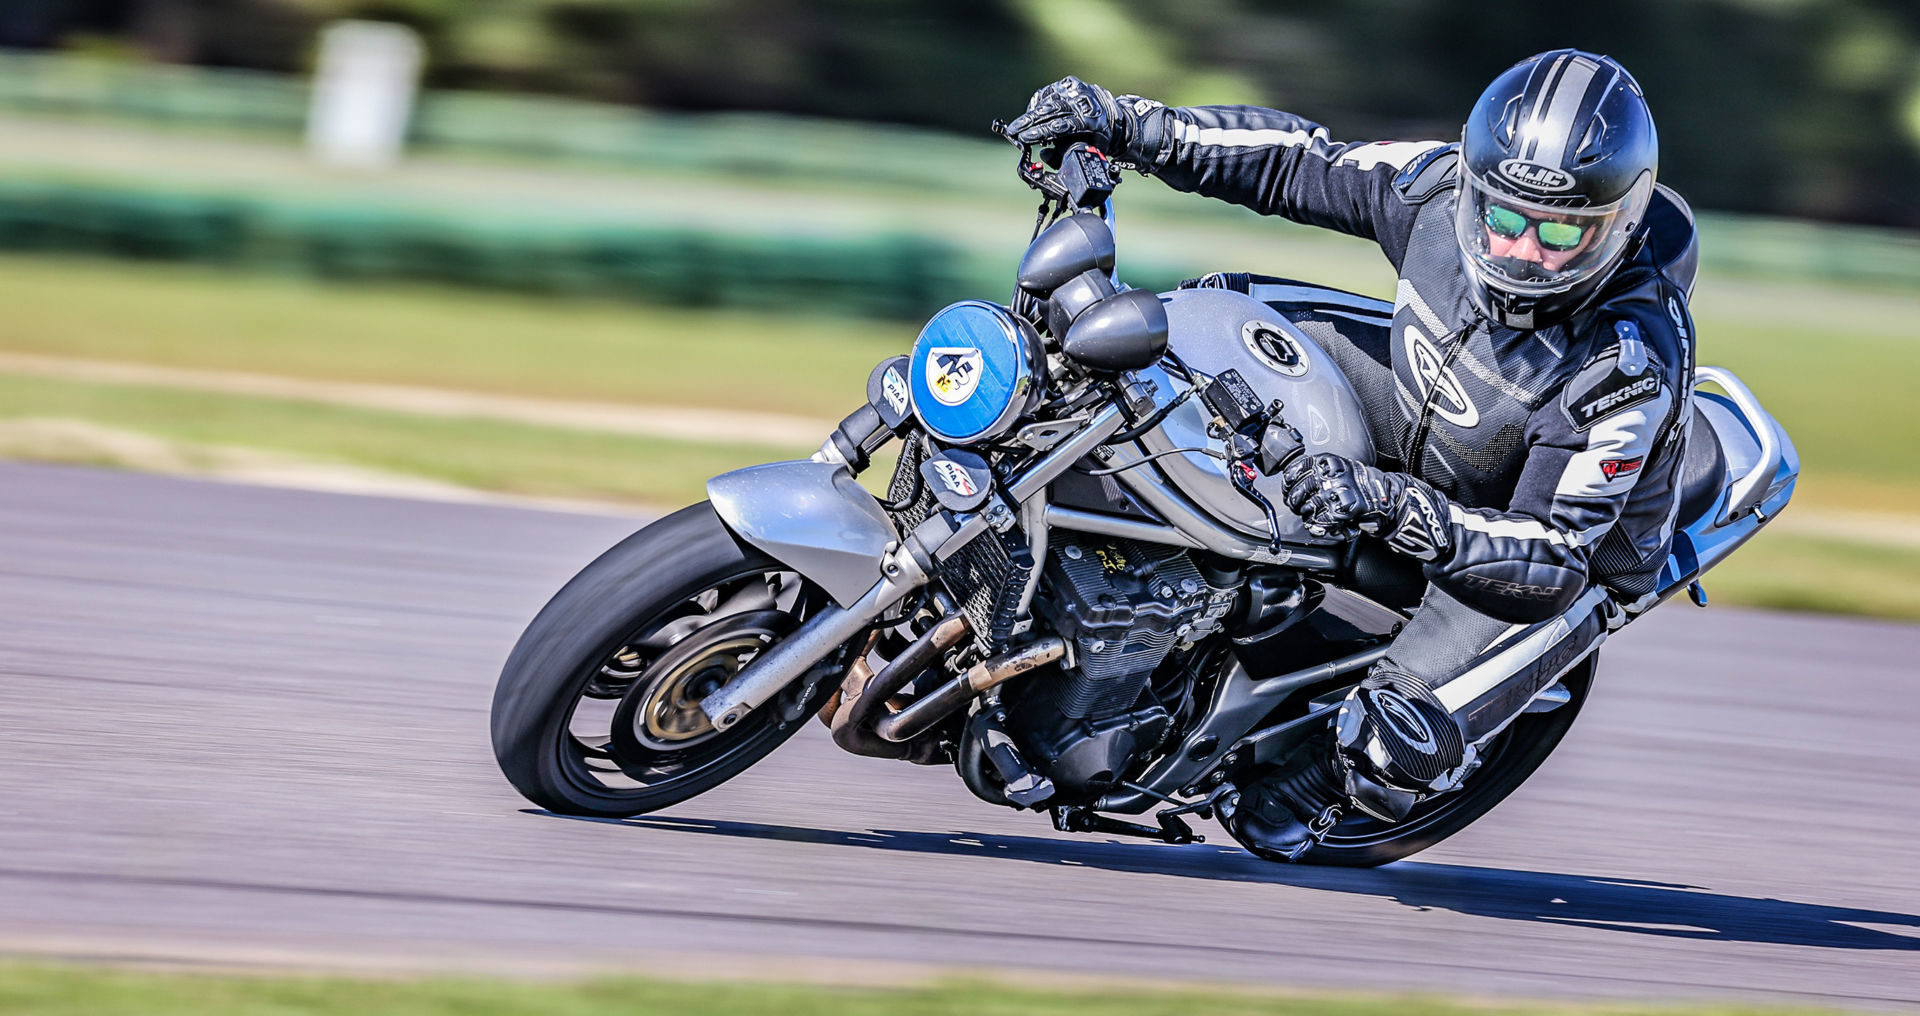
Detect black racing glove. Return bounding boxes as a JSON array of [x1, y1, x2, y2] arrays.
[[1282, 453, 1453, 562], [1283, 453, 1399, 538], [1006, 76, 1129, 155]]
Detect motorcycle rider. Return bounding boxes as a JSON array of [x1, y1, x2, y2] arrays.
[[1006, 50, 1697, 860]]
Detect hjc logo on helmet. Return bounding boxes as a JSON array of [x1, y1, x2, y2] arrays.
[[1496, 159, 1576, 193]]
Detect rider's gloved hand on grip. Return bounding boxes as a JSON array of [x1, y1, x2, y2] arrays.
[[1282, 454, 1453, 562], [1283, 453, 1394, 539], [1006, 77, 1129, 155]]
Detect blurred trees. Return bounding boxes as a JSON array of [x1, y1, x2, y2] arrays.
[[7, 0, 1920, 227]]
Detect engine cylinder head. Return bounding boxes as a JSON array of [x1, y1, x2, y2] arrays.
[[1030, 536, 1233, 720]]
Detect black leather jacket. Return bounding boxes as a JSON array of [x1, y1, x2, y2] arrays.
[[1122, 100, 1696, 623]]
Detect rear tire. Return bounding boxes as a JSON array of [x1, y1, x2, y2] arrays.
[[490, 502, 836, 817], [1294, 657, 1595, 867]]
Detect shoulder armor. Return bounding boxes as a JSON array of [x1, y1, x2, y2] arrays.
[[1393, 143, 1460, 204], [1561, 336, 1668, 432]]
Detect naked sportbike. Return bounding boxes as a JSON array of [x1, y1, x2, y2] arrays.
[[490, 138, 1797, 865]]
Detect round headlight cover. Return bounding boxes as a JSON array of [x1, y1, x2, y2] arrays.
[[909, 301, 1041, 445]]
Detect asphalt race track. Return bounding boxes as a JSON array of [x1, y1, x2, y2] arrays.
[[2, 462, 1916, 1009]]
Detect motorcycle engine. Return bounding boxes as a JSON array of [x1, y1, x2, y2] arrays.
[[1010, 536, 1237, 797]]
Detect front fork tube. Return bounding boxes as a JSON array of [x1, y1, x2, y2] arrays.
[[703, 404, 1126, 732], [701, 536, 933, 732]]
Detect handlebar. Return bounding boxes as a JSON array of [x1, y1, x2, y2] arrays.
[[989, 123, 1119, 211]]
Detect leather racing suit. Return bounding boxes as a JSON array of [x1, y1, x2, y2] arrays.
[[1115, 99, 1698, 806]]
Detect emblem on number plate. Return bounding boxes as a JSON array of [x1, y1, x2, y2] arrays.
[[926, 347, 983, 407], [930, 459, 978, 497], [881, 366, 910, 415]]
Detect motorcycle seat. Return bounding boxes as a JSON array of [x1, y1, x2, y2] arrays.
[[1676, 404, 1728, 526]]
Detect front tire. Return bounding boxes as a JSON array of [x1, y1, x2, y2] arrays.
[[490, 502, 836, 817]]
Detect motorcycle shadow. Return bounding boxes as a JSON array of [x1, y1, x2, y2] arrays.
[[538, 811, 1920, 953]]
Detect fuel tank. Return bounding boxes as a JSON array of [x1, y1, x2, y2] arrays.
[[1134, 288, 1375, 542]]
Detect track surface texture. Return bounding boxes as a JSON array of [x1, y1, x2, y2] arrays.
[[2, 463, 1915, 1009]]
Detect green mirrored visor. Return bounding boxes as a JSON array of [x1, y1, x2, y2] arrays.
[[1482, 205, 1588, 251]]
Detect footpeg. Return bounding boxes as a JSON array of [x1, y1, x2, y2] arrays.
[[970, 709, 1055, 807], [1154, 810, 1201, 845]]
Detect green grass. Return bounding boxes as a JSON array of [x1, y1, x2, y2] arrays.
[[0, 962, 1847, 1016], [2, 252, 1914, 504], [1704, 530, 1920, 620], [0, 253, 900, 420], [0, 373, 806, 507], [0, 253, 1915, 618], [1686, 275, 1920, 512]]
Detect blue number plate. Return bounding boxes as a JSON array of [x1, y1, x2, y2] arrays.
[[908, 301, 1040, 445]]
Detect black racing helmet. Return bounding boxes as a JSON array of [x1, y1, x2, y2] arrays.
[[1456, 50, 1658, 329]]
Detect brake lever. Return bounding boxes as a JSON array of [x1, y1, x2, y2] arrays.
[[991, 122, 1075, 204], [1227, 457, 1286, 554]]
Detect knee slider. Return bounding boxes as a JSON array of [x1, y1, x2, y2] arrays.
[[1335, 667, 1466, 791]]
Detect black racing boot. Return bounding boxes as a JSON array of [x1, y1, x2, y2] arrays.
[[1332, 668, 1465, 819], [1219, 750, 1348, 863], [1222, 668, 1469, 861]]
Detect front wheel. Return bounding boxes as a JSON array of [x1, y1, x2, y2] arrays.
[[490, 502, 838, 817], [1294, 657, 1595, 867]]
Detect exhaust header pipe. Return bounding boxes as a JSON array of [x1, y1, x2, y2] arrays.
[[831, 611, 971, 759], [873, 637, 1066, 743]]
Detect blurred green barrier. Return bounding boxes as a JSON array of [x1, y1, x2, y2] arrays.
[[0, 48, 1016, 195], [1, 49, 1914, 295], [0, 183, 250, 261], [0, 178, 1192, 317], [1696, 214, 1920, 292], [411, 92, 1016, 196], [0, 50, 308, 134]]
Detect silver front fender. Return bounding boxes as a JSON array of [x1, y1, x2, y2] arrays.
[[708, 460, 899, 609]]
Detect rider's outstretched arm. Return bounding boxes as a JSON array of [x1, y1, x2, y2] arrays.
[[1124, 101, 1449, 267]]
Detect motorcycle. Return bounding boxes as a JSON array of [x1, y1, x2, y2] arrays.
[[489, 134, 1797, 865]]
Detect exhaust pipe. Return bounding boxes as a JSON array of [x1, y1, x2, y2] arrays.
[[815, 630, 880, 729], [830, 611, 971, 759], [873, 637, 1067, 744]]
